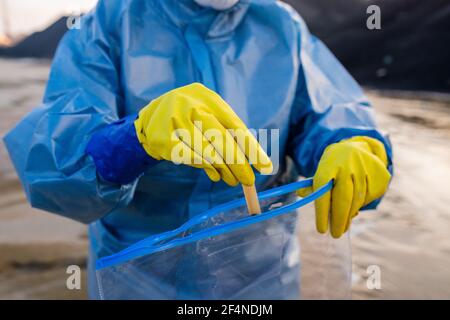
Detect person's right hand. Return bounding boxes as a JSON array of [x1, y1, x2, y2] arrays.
[[134, 83, 273, 186]]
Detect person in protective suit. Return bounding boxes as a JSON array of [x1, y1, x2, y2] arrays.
[[3, 0, 392, 299]]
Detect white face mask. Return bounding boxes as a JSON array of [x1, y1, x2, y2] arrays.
[[194, 0, 239, 11]]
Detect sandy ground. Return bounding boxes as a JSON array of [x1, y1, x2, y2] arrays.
[[0, 58, 449, 299], [351, 91, 450, 299], [0, 59, 88, 299]]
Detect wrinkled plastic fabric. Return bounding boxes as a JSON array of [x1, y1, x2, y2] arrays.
[[194, 0, 239, 11], [3, 0, 391, 298], [96, 180, 352, 299]]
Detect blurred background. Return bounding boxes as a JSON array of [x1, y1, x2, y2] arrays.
[[0, 0, 449, 299]]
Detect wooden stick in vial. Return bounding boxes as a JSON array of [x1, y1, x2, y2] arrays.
[[242, 184, 261, 215]]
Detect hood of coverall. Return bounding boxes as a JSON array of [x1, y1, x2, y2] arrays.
[[193, 0, 240, 10]]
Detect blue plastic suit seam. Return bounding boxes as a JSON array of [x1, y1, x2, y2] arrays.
[[96, 179, 332, 269], [96, 180, 331, 269]]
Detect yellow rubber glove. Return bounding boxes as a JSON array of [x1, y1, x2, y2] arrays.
[[297, 136, 391, 238], [134, 83, 273, 186]]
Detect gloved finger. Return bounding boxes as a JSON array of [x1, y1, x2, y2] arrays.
[[344, 216, 351, 233], [179, 139, 236, 186], [330, 174, 354, 239], [212, 163, 240, 186], [135, 109, 155, 156], [344, 210, 359, 233], [296, 186, 312, 198], [200, 90, 273, 175], [204, 155, 240, 186], [230, 128, 273, 175], [196, 110, 255, 186], [359, 136, 389, 166], [189, 119, 239, 186], [313, 170, 334, 234], [364, 165, 391, 206], [203, 167, 221, 182]]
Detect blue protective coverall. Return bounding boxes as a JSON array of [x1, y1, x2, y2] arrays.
[[3, 0, 392, 298]]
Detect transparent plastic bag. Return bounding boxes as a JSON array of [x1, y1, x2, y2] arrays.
[[96, 179, 352, 300]]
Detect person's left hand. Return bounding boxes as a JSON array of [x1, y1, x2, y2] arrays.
[[297, 136, 391, 238]]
